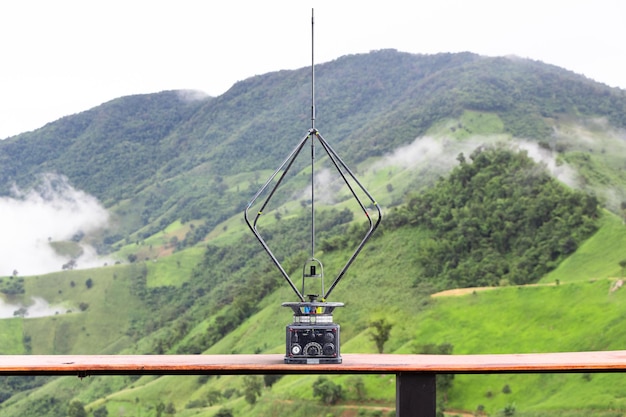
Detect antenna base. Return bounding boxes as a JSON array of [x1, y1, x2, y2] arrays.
[[284, 299, 342, 364]]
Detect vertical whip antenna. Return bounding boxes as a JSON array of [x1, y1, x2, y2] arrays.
[[310, 8, 316, 260], [311, 8, 315, 130]]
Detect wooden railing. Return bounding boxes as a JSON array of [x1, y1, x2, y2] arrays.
[[3, 351, 626, 416]]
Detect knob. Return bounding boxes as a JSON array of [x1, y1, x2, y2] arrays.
[[304, 342, 322, 356]]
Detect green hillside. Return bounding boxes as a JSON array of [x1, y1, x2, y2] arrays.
[[2, 211, 620, 417], [2, 151, 626, 416], [541, 212, 626, 283], [420, 278, 626, 415], [2, 50, 626, 254], [3, 50, 626, 416]]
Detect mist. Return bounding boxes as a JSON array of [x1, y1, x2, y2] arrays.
[[372, 136, 450, 170], [176, 89, 210, 102], [0, 296, 70, 319], [516, 141, 579, 188], [371, 135, 506, 174], [312, 168, 344, 205], [0, 174, 110, 276], [372, 135, 578, 187]]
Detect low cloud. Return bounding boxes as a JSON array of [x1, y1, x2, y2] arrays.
[[516, 141, 579, 188], [313, 168, 344, 205], [0, 174, 110, 276], [0, 296, 70, 319], [371, 135, 505, 174], [176, 89, 210, 102], [372, 135, 579, 188], [371, 136, 448, 170]]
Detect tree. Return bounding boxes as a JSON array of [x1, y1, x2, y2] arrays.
[[67, 400, 87, 417], [503, 403, 516, 416], [396, 146, 600, 289], [347, 376, 366, 401], [215, 407, 234, 417], [156, 401, 165, 417], [619, 259, 626, 277], [243, 375, 262, 405], [205, 388, 222, 406], [164, 402, 176, 415], [93, 406, 109, 417], [62, 259, 76, 270], [263, 374, 283, 388], [85, 278, 93, 289], [312, 376, 344, 405], [369, 318, 393, 353]]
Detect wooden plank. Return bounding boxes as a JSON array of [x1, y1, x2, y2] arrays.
[[1, 351, 626, 376]]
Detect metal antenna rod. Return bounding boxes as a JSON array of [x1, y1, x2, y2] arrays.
[[310, 141, 315, 259], [311, 8, 315, 130], [310, 8, 316, 260]]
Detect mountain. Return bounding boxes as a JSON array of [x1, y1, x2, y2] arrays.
[[2, 50, 626, 416], [2, 50, 626, 252]]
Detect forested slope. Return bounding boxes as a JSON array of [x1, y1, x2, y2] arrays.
[[1, 50, 625, 251], [386, 146, 599, 288], [2, 49, 626, 416], [0, 145, 614, 416]]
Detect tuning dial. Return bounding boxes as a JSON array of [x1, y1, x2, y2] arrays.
[[304, 342, 323, 356]]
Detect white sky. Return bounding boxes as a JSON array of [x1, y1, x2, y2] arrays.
[[1, 0, 625, 139]]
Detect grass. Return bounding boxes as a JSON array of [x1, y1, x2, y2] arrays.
[[445, 110, 506, 139], [6, 112, 626, 415], [416, 279, 626, 414], [417, 280, 626, 353], [71, 211, 626, 416], [20, 263, 152, 354], [145, 246, 204, 287], [115, 219, 193, 262], [0, 316, 24, 353], [541, 210, 626, 283], [49, 240, 84, 258]]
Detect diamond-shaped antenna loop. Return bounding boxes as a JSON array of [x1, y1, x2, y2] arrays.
[[244, 131, 312, 302], [244, 128, 381, 302], [244, 9, 380, 304], [313, 130, 382, 300]]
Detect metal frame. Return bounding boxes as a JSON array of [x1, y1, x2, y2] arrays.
[[244, 128, 382, 302], [243, 9, 382, 302]]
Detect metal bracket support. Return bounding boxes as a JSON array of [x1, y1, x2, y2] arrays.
[[396, 373, 436, 417]]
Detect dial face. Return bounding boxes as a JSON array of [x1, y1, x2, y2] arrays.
[[304, 342, 323, 356], [291, 344, 302, 355]]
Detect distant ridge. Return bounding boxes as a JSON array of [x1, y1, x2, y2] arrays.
[[1, 49, 625, 245]]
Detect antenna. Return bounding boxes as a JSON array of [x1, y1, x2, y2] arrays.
[[244, 7, 381, 301], [310, 8, 316, 266], [244, 9, 381, 364], [311, 8, 315, 131]]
